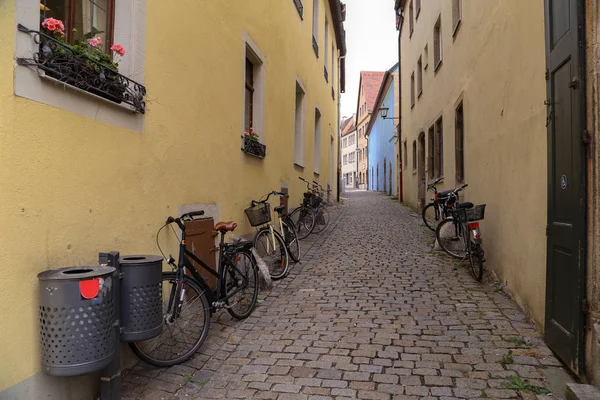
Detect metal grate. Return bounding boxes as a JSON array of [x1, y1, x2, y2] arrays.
[[128, 283, 162, 333]]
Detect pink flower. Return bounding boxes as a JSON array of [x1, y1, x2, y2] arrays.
[[41, 18, 64, 35], [88, 36, 103, 48], [244, 132, 250, 136], [110, 44, 126, 56]]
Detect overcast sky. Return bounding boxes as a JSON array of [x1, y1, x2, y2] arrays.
[[340, 0, 398, 119]]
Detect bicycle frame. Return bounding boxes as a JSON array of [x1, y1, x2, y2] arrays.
[[170, 228, 249, 316]]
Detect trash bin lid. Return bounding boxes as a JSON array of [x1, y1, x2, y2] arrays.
[[37, 266, 116, 281], [119, 255, 163, 265]]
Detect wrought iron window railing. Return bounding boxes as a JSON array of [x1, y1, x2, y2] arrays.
[[293, 0, 304, 19], [312, 36, 319, 57], [16, 24, 147, 114], [242, 137, 266, 158]]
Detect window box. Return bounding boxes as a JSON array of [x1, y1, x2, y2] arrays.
[[242, 137, 266, 158], [16, 24, 146, 114]]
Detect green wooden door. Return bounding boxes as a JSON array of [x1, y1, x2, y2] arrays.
[[544, 0, 586, 375]]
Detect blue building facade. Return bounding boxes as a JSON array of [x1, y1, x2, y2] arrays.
[[367, 65, 398, 195]]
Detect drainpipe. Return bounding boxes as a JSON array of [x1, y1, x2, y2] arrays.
[[396, 4, 404, 203], [337, 54, 346, 202]]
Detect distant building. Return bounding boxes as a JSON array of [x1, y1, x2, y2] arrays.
[[355, 71, 385, 189], [340, 115, 357, 188], [366, 63, 399, 195]]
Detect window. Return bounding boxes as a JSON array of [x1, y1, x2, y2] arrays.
[[294, 81, 306, 166], [455, 103, 464, 183], [415, 0, 421, 18], [331, 43, 335, 89], [324, 17, 329, 80], [409, 1, 414, 37], [349, 134, 355, 146], [403, 141, 408, 168], [244, 43, 265, 141], [452, 0, 462, 36], [417, 56, 423, 97], [312, 0, 319, 56], [412, 141, 417, 171], [293, 0, 303, 19], [314, 108, 322, 174], [244, 58, 254, 132], [434, 117, 443, 177], [410, 72, 415, 107], [434, 16, 442, 70], [424, 44, 429, 69], [428, 126, 434, 178], [40, 0, 115, 52], [343, 154, 347, 165]]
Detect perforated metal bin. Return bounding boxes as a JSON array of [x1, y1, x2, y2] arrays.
[[119, 255, 163, 342], [37, 266, 117, 377]]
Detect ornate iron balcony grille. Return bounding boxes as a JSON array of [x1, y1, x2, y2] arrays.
[[312, 36, 319, 57], [242, 137, 266, 158], [16, 24, 146, 114], [293, 0, 304, 19]]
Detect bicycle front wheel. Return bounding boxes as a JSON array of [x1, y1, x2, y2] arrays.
[[225, 249, 259, 319], [436, 218, 468, 259], [289, 207, 316, 240], [422, 203, 440, 231], [283, 218, 301, 263], [312, 207, 330, 234], [253, 228, 289, 280], [129, 273, 211, 367], [469, 243, 484, 282]]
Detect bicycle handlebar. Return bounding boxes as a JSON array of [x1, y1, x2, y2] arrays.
[[251, 191, 286, 206], [166, 210, 205, 231]]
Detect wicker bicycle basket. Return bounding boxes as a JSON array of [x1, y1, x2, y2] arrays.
[[245, 202, 271, 227], [309, 194, 323, 208]]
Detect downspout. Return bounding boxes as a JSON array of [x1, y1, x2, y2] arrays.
[[337, 54, 347, 202], [397, 7, 404, 203]]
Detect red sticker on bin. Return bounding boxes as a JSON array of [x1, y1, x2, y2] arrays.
[[79, 278, 101, 299]]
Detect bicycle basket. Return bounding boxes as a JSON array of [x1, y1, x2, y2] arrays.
[[466, 204, 486, 222], [244, 202, 271, 227], [309, 194, 323, 208]]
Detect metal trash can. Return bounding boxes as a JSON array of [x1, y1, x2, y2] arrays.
[[119, 255, 163, 342], [37, 266, 117, 377]]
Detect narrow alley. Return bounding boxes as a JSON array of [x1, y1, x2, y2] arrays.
[[122, 191, 565, 400]]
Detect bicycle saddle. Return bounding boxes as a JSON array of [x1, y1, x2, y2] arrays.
[[456, 202, 474, 209], [215, 221, 237, 232]]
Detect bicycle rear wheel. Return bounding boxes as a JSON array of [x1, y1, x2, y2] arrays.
[[435, 218, 468, 259], [253, 228, 289, 280], [289, 207, 316, 240], [469, 243, 484, 282], [422, 203, 440, 231], [312, 207, 330, 234], [283, 218, 301, 262], [129, 273, 211, 367], [225, 249, 259, 319]]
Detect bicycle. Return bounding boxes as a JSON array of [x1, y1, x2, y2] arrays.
[[246, 191, 299, 280], [436, 202, 487, 281], [422, 177, 461, 231], [312, 180, 333, 206], [130, 211, 259, 367], [309, 181, 331, 234], [288, 178, 318, 239]]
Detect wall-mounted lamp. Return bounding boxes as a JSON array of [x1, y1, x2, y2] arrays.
[[379, 107, 399, 120]]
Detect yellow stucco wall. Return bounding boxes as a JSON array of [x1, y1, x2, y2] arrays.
[[0, 0, 340, 391], [401, 1, 547, 325]]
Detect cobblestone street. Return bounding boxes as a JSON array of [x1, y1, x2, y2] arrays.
[[123, 191, 566, 400]]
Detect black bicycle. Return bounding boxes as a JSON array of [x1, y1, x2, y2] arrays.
[[130, 211, 259, 367], [422, 177, 462, 231]]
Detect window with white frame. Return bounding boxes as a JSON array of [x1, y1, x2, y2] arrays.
[[314, 107, 322, 174], [312, 0, 319, 56], [324, 16, 329, 80], [294, 80, 306, 166], [343, 154, 347, 165], [244, 40, 265, 141], [15, 0, 147, 132]]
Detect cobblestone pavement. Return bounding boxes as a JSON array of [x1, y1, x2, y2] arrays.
[[122, 191, 565, 400]]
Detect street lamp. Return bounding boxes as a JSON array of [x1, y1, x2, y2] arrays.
[[379, 107, 399, 120]]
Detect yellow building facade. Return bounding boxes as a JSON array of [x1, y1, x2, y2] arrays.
[[399, 0, 547, 327], [0, 0, 345, 396]]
